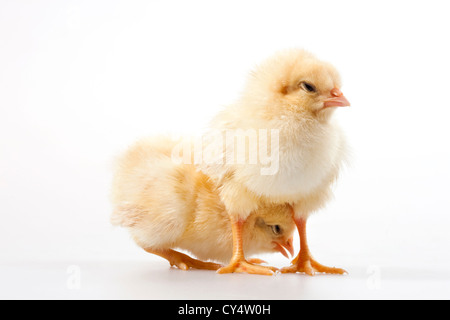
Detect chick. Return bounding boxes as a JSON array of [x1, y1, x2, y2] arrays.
[[201, 49, 350, 275], [111, 137, 295, 272]]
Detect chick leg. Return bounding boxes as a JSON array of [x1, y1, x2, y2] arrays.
[[247, 258, 268, 265], [217, 217, 278, 276], [144, 248, 222, 271], [281, 216, 347, 275]]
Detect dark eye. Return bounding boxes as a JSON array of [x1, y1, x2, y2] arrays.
[[300, 82, 317, 93], [271, 225, 281, 235]]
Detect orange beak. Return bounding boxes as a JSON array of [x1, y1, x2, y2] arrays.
[[323, 88, 350, 108], [272, 237, 294, 259]]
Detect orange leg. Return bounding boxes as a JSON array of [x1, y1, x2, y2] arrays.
[[144, 248, 222, 271], [281, 215, 347, 275], [217, 216, 278, 276], [247, 258, 268, 265]]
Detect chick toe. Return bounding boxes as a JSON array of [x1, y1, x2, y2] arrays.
[[145, 248, 223, 271], [217, 260, 277, 276], [281, 256, 346, 276]]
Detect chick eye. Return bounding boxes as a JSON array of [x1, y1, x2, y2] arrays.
[[300, 82, 317, 93], [271, 225, 281, 235]]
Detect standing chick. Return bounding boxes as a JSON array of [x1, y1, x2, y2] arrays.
[[111, 137, 295, 271], [201, 49, 350, 275]]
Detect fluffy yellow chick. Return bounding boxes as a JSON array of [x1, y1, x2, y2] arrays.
[[200, 49, 350, 275], [111, 137, 295, 272]]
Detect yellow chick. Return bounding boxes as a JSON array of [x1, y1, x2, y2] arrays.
[[111, 137, 295, 272], [200, 49, 350, 275]]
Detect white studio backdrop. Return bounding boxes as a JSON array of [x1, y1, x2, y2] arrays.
[[1, 0, 450, 298]]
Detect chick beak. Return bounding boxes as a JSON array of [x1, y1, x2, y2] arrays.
[[323, 88, 351, 108], [272, 237, 295, 259]]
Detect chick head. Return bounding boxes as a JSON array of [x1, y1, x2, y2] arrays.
[[245, 49, 350, 123], [244, 204, 295, 259]]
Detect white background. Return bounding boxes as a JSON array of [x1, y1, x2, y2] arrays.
[[1, 0, 450, 299]]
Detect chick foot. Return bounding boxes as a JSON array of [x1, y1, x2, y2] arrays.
[[145, 248, 222, 271], [217, 217, 277, 275], [217, 259, 277, 276], [281, 216, 346, 275], [281, 253, 346, 275]]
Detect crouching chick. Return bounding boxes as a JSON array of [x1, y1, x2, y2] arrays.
[[111, 137, 295, 272]]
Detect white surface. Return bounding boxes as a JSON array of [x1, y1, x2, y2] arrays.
[[1, 1, 450, 299], [1, 260, 450, 300]]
